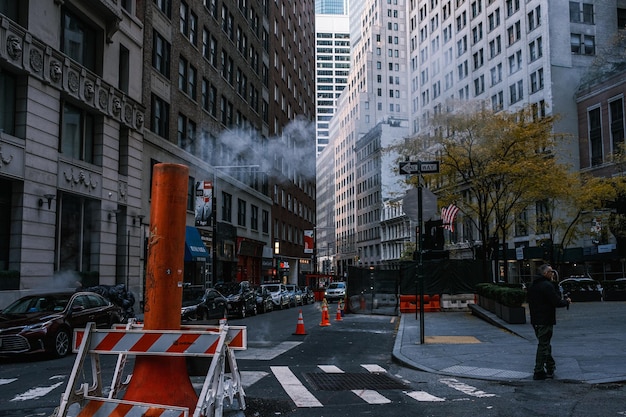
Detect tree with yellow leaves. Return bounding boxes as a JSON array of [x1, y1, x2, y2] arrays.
[[392, 102, 575, 280]]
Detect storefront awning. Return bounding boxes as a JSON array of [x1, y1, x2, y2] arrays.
[[185, 226, 209, 262]]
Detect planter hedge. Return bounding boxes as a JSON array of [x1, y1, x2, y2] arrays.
[[475, 283, 527, 324]]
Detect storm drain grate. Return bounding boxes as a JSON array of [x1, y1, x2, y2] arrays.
[[304, 372, 407, 391]]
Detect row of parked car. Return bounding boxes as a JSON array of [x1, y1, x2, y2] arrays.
[[180, 281, 317, 321]]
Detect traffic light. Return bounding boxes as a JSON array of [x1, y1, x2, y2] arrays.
[[423, 220, 444, 250]]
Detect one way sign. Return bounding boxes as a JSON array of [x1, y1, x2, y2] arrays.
[[399, 160, 440, 175]]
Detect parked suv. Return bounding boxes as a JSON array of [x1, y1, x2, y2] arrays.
[[325, 282, 346, 302], [215, 281, 257, 318], [285, 284, 303, 307], [260, 283, 290, 309]]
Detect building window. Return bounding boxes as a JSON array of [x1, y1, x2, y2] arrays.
[[177, 114, 196, 150], [57, 194, 98, 272], [588, 106, 602, 166], [530, 68, 544, 93], [488, 8, 500, 32], [490, 63, 502, 86], [569, 2, 594, 24], [222, 192, 232, 222], [0, 70, 16, 136], [61, 7, 98, 73], [155, 0, 171, 17], [151, 94, 169, 139], [153, 30, 171, 78], [509, 80, 523, 104], [535, 200, 550, 235], [202, 79, 217, 116], [60, 102, 95, 164], [237, 198, 246, 226], [250, 205, 258, 230], [473, 74, 484, 95], [489, 35, 501, 58], [515, 209, 528, 237], [506, 0, 519, 17], [529, 37, 543, 62], [178, 57, 196, 100], [609, 98, 625, 152], [527, 6, 541, 31], [507, 20, 521, 46], [571, 33, 595, 55], [491, 91, 503, 111]]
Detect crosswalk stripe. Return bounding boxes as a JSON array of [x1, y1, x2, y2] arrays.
[[361, 364, 387, 373], [404, 390, 446, 402], [318, 365, 343, 373], [351, 389, 391, 404], [271, 366, 323, 408], [439, 378, 496, 398]]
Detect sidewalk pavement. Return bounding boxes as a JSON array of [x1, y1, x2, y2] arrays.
[[392, 301, 626, 384]]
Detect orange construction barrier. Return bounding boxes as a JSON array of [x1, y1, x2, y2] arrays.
[[293, 310, 307, 335], [335, 301, 343, 321], [78, 163, 197, 416], [320, 300, 331, 326], [399, 294, 441, 313]]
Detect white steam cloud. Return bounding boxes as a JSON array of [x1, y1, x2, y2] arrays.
[[190, 116, 317, 181]]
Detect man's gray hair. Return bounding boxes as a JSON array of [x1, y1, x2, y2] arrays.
[[538, 264, 551, 275]]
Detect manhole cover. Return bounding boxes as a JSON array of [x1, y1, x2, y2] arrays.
[[304, 372, 407, 391]]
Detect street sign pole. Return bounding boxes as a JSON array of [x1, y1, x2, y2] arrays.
[[400, 160, 439, 345], [417, 165, 425, 344]]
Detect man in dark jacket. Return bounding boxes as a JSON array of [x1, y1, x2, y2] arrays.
[[527, 264, 570, 380]]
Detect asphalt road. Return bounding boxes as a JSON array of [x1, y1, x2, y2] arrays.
[[1, 302, 624, 417]]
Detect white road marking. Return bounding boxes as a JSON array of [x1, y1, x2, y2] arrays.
[[318, 365, 343, 373], [11, 381, 65, 401], [361, 364, 387, 373], [235, 341, 301, 360], [351, 389, 391, 404], [271, 366, 323, 408], [405, 390, 446, 402], [0, 378, 17, 386], [440, 378, 496, 398]]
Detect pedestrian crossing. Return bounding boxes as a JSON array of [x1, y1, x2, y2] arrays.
[[236, 363, 498, 408], [0, 363, 497, 409]]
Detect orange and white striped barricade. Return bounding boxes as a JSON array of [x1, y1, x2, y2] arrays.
[[53, 320, 247, 417]]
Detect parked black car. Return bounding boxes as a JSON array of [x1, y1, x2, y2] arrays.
[[254, 286, 274, 313], [0, 291, 123, 358], [215, 281, 257, 318], [181, 287, 228, 321], [559, 277, 603, 302]]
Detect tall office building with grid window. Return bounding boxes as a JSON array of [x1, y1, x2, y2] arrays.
[[315, 0, 351, 155]]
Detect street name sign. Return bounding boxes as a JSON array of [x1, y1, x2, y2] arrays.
[[399, 160, 440, 174]]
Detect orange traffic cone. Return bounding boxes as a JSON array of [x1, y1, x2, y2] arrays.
[[293, 309, 307, 335], [320, 300, 331, 326], [335, 301, 343, 321]]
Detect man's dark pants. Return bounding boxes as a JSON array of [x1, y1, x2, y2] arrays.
[[533, 324, 555, 373]]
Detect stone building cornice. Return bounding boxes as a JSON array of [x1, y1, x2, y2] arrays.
[[0, 15, 144, 133]]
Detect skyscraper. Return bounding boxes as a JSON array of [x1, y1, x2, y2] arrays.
[[315, 0, 351, 154]]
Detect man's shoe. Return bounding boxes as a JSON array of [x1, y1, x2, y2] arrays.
[[533, 371, 547, 380], [546, 369, 554, 378]]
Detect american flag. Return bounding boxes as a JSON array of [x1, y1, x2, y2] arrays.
[[441, 204, 460, 232]]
